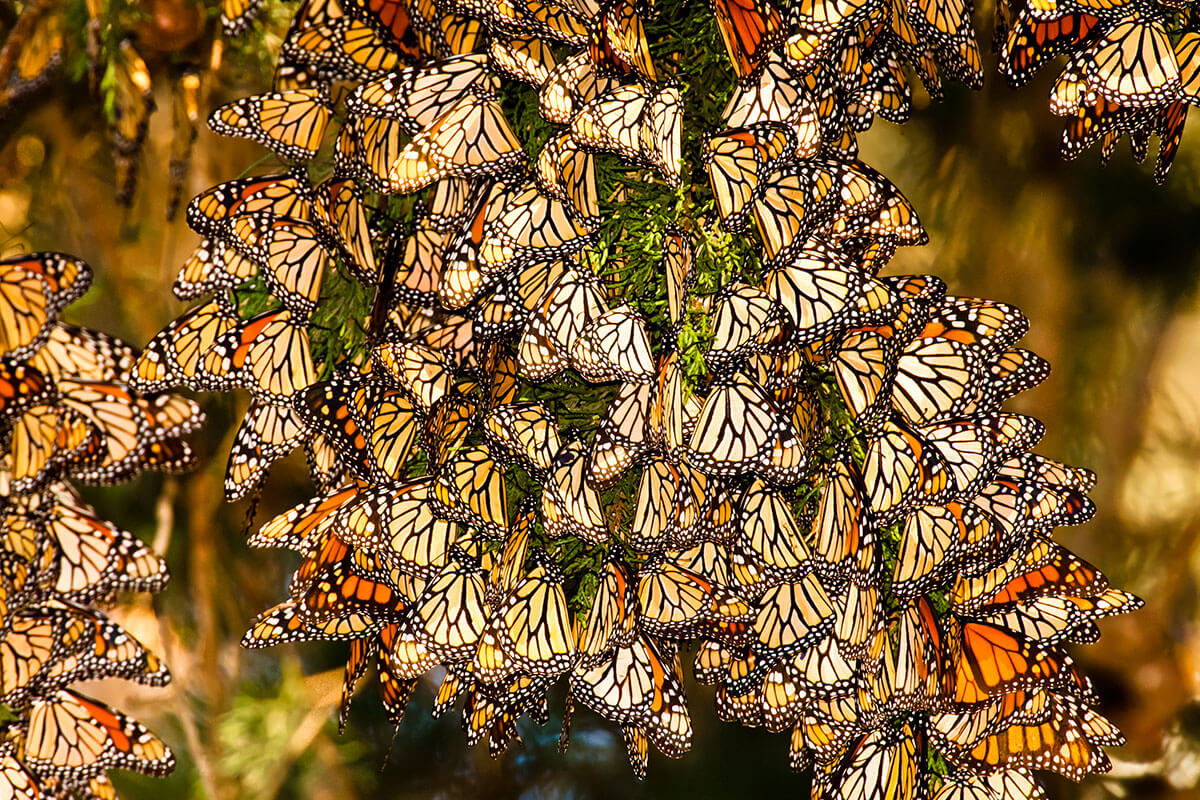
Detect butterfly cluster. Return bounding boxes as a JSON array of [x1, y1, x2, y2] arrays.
[[1, 0, 215, 216], [0, 252, 204, 798], [997, 0, 1200, 184], [134, 0, 1142, 796]]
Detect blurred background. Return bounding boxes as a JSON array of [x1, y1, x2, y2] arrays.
[[2, 4, 1199, 797]]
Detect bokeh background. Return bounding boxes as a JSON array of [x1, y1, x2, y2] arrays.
[[2, 5, 1199, 797]]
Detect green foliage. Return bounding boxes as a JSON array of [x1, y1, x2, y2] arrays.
[[219, 662, 370, 799], [310, 257, 375, 379], [519, 374, 619, 434]]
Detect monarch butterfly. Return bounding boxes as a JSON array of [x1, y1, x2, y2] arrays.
[[316, 177, 379, 284], [629, 459, 708, 549], [250, 486, 360, 552], [738, 480, 812, 573], [470, 280, 527, 342], [372, 340, 454, 411], [0, 252, 91, 360], [270, 0, 348, 90], [208, 89, 333, 162], [299, 552, 407, 625], [390, 221, 445, 307], [571, 84, 651, 161], [475, 345, 518, 410], [222, 215, 332, 318], [865, 414, 1043, 519], [297, 378, 421, 483], [542, 438, 608, 542], [333, 114, 402, 194], [242, 597, 380, 646], [279, 17, 414, 90], [0, 360, 54, 419], [0, 603, 168, 708], [826, 274, 945, 428], [943, 617, 1079, 706], [822, 726, 920, 800], [932, 768, 1047, 800], [224, 401, 306, 500], [810, 454, 877, 581], [723, 56, 823, 154], [35, 492, 169, 601], [569, 634, 693, 773], [590, 382, 654, 487], [222, 0, 266, 35], [1, 7, 64, 104], [793, 0, 878, 34], [421, 393, 477, 469], [485, 502, 533, 606], [201, 308, 316, 401], [388, 96, 526, 192], [932, 691, 1115, 780], [489, 36, 559, 86], [431, 445, 509, 539], [474, 549, 576, 680], [1082, 15, 1180, 109], [518, 266, 608, 382], [589, 0, 657, 80], [707, 123, 796, 231], [521, 0, 591, 44], [377, 622, 439, 688], [109, 40, 154, 206], [576, 549, 638, 666], [649, 351, 703, 457], [748, 163, 836, 264], [172, 238, 257, 301], [952, 537, 1139, 639], [1023, 0, 1130, 19], [539, 50, 619, 123], [998, 451, 1095, 492], [185, 172, 316, 239], [166, 67, 202, 222], [636, 557, 754, 642], [570, 304, 655, 383], [641, 85, 683, 185], [686, 373, 782, 476], [410, 546, 489, 662], [972, 470, 1096, 540], [132, 297, 238, 394], [706, 284, 792, 370], [750, 572, 836, 656], [767, 240, 894, 344], [999, 10, 1103, 87], [890, 501, 997, 598], [712, 0, 785, 79], [348, 54, 499, 132], [905, 0, 984, 89], [480, 183, 601, 278], [407, 0, 488, 55], [535, 131, 601, 226], [21, 689, 174, 780], [6, 403, 102, 494], [843, 41, 915, 127], [483, 402, 562, 474], [658, 228, 697, 329], [332, 481, 459, 577], [780, 629, 859, 719], [56, 380, 202, 483]]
